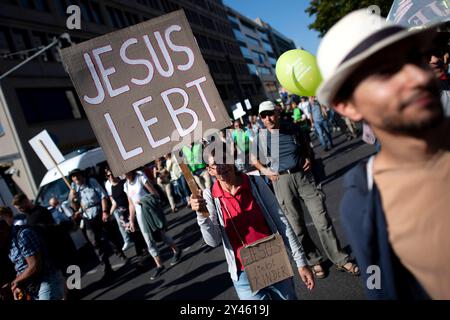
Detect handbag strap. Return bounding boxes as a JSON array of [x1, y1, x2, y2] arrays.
[[218, 197, 246, 247]]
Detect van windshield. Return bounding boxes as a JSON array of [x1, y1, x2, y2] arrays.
[[36, 179, 70, 206]]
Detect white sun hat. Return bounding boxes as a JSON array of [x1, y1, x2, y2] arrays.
[[316, 9, 442, 107], [258, 101, 276, 114]]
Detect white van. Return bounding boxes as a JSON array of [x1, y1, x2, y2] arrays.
[[35, 147, 107, 206]]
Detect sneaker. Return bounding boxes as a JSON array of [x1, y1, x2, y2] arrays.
[[149, 266, 165, 280], [170, 249, 182, 265], [122, 241, 132, 251]]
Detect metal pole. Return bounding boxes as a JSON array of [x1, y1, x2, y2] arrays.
[[0, 38, 59, 81]]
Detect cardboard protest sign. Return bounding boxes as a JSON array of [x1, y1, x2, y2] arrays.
[[29, 130, 65, 170], [240, 234, 294, 293], [60, 10, 231, 176], [244, 99, 252, 110], [387, 0, 450, 28], [232, 102, 246, 120]]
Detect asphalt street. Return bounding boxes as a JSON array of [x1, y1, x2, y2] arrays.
[[78, 130, 377, 300]]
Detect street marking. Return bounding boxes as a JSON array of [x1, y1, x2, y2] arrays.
[[85, 262, 126, 276], [86, 269, 97, 275]]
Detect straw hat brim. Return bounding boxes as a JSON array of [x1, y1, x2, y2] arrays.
[[317, 22, 442, 107]]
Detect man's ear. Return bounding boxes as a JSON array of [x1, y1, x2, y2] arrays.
[[333, 100, 363, 122]]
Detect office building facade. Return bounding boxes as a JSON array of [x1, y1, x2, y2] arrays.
[[226, 7, 281, 102]]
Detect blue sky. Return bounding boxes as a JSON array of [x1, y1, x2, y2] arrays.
[[223, 0, 321, 55]]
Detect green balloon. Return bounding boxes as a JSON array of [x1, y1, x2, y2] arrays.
[[275, 49, 323, 96]]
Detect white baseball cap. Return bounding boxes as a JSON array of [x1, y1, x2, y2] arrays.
[[316, 9, 442, 107], [258, 101, 276, 114]]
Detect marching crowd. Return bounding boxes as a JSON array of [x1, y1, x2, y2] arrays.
[[1, 10, 449, 301]]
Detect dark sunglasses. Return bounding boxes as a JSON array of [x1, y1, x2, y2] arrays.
[[260, 111, 275, 119]]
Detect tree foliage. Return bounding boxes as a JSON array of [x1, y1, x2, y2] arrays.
[[305, 0, 394, 37]]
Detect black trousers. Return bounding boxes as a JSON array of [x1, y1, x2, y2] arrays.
[[83, 214, 113, 268]]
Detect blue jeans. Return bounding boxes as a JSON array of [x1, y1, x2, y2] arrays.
[[314, 120, 333, 148], [172, 176, 190, 204], [232, 271, 297, 300], [35, 270, 65, 300], [113, 208, 132, 245]]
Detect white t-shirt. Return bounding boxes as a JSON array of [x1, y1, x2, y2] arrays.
[[123, 173, 148, 205], [299, 101, 312, 119], [166, 156, 182, 180], [105, 180, 112, 196]]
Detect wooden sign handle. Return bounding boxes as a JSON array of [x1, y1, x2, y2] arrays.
[[174, 152, 209, 218], [39, 139, 71, 190]]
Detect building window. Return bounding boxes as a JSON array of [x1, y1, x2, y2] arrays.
[[227, 84, 237, 98], [200, 15, 215, 31], [216, 84, 228, 100], [195, 34, 210, 50], [17, 88, 84, 124], [107, 7, 121, 28], [240, 23, 256, 36], [246, 35, 260, 48], [161, 0, 179, 13], [269, 57, 277, 67], [31, 32, 50, 62], [218, 60, 229, 74], [132, 14, 140, 24], [185, 9, 201, 26], [240, 46, 252, 60], [54, 0, 66, 16], [247, 63, 257, 75], [0, 28, 12, 56], [205, 59, 220, 74], [262, 41, 273, 54], [12, 29, 30, 54], [232, 29, 245, 43], [258, 30, 269, 42], [227, 14, 239, 25], [125, 12, 135, 26], [148, 0, 160, 10], [209, 38, 223, 51], [80, 0, 94, 23], [252, 51, 266, 65], [257, 66, 272, 75], [115, 9, 127, 27], [92, 2, 104, 24]]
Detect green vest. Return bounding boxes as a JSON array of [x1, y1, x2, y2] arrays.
[[292, 108, 301, 122], [232, 129, 250, 153], [182, 144, 206, 172]]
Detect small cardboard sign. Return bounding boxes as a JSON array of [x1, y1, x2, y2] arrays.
[[240, 234, 294, 293], [60, 10, 230, 176], [232, 102, 246, 120], [244, 99, 252, 110], [28, 130, 65, 170]]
